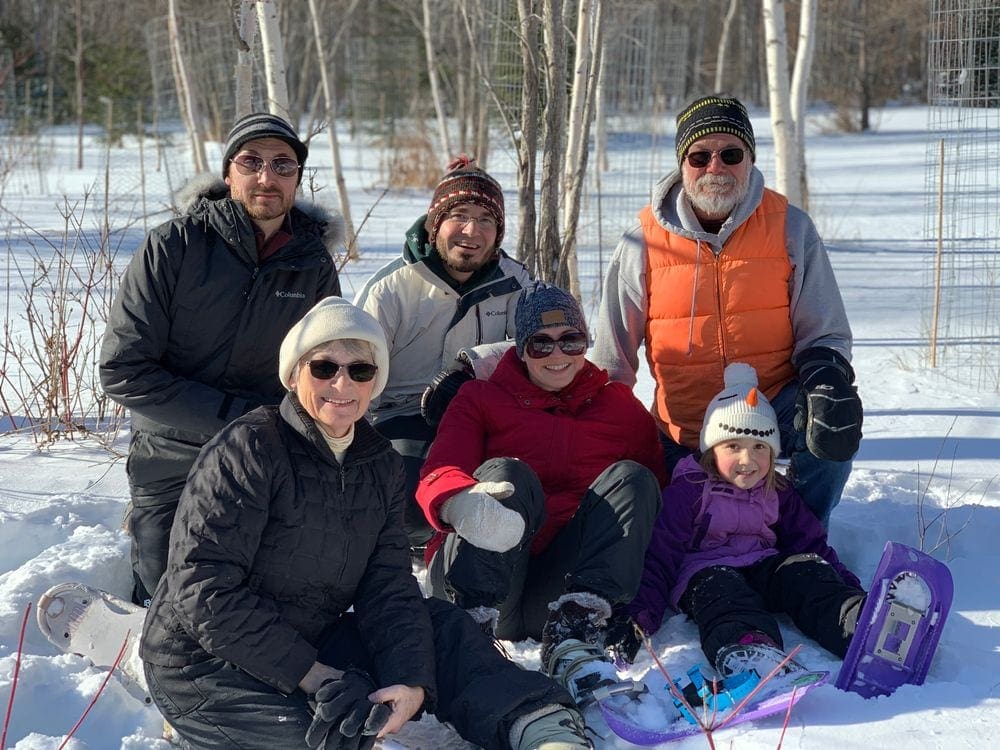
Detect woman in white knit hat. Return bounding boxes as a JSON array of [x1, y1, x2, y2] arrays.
[[139, 296, 591, 750], [618, 363, 870, 680]]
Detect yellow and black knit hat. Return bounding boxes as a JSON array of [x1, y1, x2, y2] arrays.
[[675, 96, 755, 165]]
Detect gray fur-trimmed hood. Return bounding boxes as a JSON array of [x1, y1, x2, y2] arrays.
[[173, 173, 346, 256]]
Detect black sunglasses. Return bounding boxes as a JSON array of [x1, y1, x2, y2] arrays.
[[305, 360, 378, 382], [230, 154, 301, 179], [524, 332, 588, 359], [685, 147, 745, 168]]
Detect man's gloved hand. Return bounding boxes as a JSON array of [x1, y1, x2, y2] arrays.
[[421, 342, 514, 427], [604, 605, 643, 667], [421, 363, 474, 428], [305, 669, 392, 750], [794, 347, 864, 462], [439, 481, 524, 552]]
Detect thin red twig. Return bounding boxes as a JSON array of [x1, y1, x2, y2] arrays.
[[637, 624, 717, 749], [57, 628, 132, 750], [638, 624, 808, 746], [1, 602, 32, 748], [775, 685, 800, 750]]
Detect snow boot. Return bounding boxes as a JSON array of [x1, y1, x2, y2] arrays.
[[540, 592, 612, 667], [714, 638, 805, 679], [509, 703, 593, 750], [541, 593, 638, 707]]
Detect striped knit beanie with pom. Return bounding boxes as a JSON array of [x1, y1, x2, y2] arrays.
[[424, 154, 505, 247]]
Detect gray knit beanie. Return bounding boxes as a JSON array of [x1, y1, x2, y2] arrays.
[[514, 283, 588, 356], [278, 297, 389, 398], [223, 112, 308, 182], [700, 363, 780, 455]]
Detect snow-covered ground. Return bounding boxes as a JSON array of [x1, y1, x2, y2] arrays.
[[1, 106, 998, 749]]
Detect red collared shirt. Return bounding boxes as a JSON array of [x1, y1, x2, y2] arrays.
[[254, 214, 294, 262]]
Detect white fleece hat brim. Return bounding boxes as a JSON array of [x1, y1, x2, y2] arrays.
[[278, 296, 389, 398]]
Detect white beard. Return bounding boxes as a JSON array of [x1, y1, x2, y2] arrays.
[[685, 173, 749, 220]]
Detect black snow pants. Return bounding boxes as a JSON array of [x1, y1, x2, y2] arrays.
[[428, 457, 661, 641], [678, 553, 866, 665], [144, 597, 572, 750]]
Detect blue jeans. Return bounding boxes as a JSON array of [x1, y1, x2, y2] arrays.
[[660, 379, 852, 527]]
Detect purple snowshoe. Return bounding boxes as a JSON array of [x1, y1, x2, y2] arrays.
[[836, 541, 953, 698], [598, 657, 828, 745]]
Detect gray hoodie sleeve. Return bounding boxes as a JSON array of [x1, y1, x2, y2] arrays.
[[590, 224, 650, 387], [785, 205, 854, 365]]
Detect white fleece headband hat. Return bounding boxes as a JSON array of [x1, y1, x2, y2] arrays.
[[700, 362, 780, 456], [278, 296, 389, 398]]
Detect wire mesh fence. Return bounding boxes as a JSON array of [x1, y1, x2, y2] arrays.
[[924, 0, 1000, 391]]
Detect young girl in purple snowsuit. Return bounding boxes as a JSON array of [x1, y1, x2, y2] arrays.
[[626, 363, 867, 674]]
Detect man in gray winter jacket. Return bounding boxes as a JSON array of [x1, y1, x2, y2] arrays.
[[99, 113, 343, 605], [355, 155, 530, 548]]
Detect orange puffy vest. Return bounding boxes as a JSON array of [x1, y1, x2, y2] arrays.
[[641, 188, 796, 449]]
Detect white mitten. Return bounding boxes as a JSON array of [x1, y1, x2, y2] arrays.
[[440, 481, 524, 552]]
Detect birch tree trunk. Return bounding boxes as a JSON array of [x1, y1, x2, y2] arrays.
[[421, 0, 452, 163], [538, 0, 567, 285], [255, 0, 291, 120], [515, 0, 540, 270], [560, 0, 604, 299], [595, 44, 608, 173], [233, 0, 258, 119], [563, 0, 593, 206], [307, 0, 357, 257], [790, 0, 817, 210], [762, 0, 801, 207], [714, 0, 739, 93], [73, 0, 84, 169], [168, 0, 208, 174]]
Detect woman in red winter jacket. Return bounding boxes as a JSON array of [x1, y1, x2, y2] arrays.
[[417, 282, 667, 707]]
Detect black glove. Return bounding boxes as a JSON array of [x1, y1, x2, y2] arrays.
[[421, 363, 474, 428], [604, 605, 643, 667], [305, 669, 392, 750], [794, 347, 863, 462]]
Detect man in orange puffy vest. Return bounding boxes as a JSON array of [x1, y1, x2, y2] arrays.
[[591, 94, 863, 527]]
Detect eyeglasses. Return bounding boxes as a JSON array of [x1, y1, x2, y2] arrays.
[[305, 360, 378, 382], [443, 211, 497, 230], [684, 147, 745, 169], [230, 154, 301, 179], [524, 332, 588, 359]]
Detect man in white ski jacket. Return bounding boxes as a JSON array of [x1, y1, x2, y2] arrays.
[[355, 155, 530, 547]]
